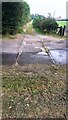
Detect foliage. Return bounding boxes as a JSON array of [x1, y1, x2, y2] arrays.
[[31, 14, 45, 20], [32, 14, 45, 31], [32, 15, 58, 34], [2, 2, 30, 35], [31, 14, 35, 19], [43, 18, 58, 33], [21, 1, 30, 25]]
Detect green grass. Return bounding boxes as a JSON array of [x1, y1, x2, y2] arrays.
[[57, 21, 68, 27], [2, 64, 67, 118]]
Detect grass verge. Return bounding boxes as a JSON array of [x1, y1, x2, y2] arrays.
[[2, 64, 67, 118]]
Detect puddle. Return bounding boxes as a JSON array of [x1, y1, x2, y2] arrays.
[[49, 48, 68, 64]]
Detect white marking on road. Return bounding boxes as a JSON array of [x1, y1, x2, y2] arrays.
[[35, 47, 39, 48], [22, 41, 26, 45], [37, 47, 48, 55], [38, 52, 48, 55]]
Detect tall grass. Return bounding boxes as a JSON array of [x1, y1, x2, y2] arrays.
[[22, 21, 35, 35]]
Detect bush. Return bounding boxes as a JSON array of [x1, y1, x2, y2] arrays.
[[43, 18, 58, 33], [32, 15, 45, 31], [32, 15, 58, 34], [2, 2, 30, 35]]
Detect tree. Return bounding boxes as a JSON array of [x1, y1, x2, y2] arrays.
[[32, 14, 45, 31], [31, 14, 35, 20], [21, 1, 30, 25], [2, 1, 30, 34]]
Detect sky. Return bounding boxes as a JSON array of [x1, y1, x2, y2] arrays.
[[25, 0, 67, 19]]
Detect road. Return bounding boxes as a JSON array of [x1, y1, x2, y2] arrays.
[[1, 34, 68, 65]]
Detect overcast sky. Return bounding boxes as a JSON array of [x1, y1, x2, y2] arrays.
[[25, 0, 67, 19]]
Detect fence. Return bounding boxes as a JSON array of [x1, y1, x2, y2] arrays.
[[57, 25, 68, 37]]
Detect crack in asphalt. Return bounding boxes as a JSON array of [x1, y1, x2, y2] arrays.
[[36, 35, 55, 63], [15, 35, 26, 65]]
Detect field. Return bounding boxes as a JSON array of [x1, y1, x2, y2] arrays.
[[56, 20, 68, 27]]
